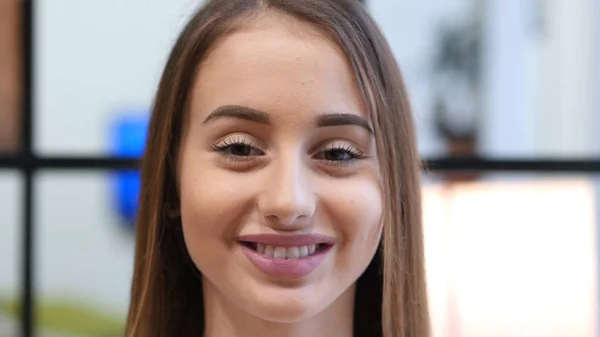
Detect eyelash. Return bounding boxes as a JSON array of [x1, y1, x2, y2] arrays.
[[211, 137, 365, 166], [315, 143, 365, 165], [211, 136, 264, 160]]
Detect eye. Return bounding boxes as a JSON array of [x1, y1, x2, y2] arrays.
[[315, 143, 364, 164], [212, 136, 265, 158]]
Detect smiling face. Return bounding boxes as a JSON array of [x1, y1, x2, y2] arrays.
[[178, 11, 384, 324]]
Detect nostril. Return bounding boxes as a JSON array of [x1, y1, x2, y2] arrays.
[[265, 215, 280, 222], [264, 214, 313, 228]]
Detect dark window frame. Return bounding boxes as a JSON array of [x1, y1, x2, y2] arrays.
[[1, 1, 599, 336]]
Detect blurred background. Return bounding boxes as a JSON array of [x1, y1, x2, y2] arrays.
[[0, 0, 599, 336]]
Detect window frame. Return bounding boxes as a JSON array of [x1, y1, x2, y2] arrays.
[[0, 1, 599, 336]]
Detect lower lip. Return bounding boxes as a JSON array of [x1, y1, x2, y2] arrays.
[[240, 243, 331, 279]]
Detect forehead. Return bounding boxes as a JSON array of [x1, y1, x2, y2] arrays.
[[190, 11, 365, 121]]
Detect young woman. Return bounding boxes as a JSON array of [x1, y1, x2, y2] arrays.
[[125, 0, 430, 336]]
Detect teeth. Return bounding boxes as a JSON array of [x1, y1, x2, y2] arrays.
[[258, 244, 322, 259], [298, 246, 308, 257], [264, 245, 274, 256], [287, 247, 300, 259], [273, 247, 287, 259]]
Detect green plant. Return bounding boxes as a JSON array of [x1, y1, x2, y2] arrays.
[[0, 296, 124, 337]]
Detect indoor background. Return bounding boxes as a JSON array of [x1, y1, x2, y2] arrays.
[[1, 0, 599, 336]]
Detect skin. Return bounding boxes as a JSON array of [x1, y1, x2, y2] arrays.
[[178, 11, 384, 337]]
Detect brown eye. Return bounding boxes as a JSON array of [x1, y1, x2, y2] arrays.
[[314, 143, 364, 164], [323, 148, 353, 161], [229, 144, 255, 156], [212, 136, 265, 157]]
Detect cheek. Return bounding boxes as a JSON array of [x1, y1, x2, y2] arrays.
[[320, 175, 383, 266], [177, 154, 254, 271], [180, 172, 233, 237]]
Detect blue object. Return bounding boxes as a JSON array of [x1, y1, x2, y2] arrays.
[[109, 113, 149, 229]]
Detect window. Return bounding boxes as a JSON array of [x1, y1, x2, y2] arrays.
[[1, 1, 599, 336]]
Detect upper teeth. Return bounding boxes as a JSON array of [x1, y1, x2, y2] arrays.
[[256, 244, 318, 259]]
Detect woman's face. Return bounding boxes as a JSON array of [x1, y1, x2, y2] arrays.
[[179, 12, 383, 323]]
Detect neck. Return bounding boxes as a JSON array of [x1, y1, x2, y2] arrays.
[[202, 280, 355, 337]]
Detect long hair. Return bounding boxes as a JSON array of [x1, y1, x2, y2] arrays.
[[125, 1, 430, 336]]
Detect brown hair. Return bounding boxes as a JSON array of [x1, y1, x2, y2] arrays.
[[125, 1, 430, 336]]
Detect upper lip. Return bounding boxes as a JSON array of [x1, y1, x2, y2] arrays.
[[237, 233, 336, 247]]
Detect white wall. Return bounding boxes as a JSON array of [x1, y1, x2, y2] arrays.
[[0, 171, 21, 297], [479, 0, 538, 157], [18, 0, 203, 314], [368, 0, 473, 157], [373, 0, 599, 159], [535, 0, 596, 157], [35, 172, 135, 314], [34, 0, 201, 156]]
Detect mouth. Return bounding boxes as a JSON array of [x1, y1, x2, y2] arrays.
[[236, 233, 335, 278], [239, 241, 332, 260]]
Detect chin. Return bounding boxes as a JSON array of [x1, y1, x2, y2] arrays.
[[242, 286, 326, 323]]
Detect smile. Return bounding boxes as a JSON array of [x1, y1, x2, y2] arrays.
[[241, 242, 329, 259], [237, 234, 335, 278]]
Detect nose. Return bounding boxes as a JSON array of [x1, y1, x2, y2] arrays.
[[257, 158, 316, 230]]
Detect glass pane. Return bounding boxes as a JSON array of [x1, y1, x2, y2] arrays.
[[34, 0, 600, 158], [422, 172, 600, 337], [33, 0, 201, 156], [370, 0, 600, 159], [0, 0, 22, 153], [0, 171, 22, 335], [35, 171, 134, 336]]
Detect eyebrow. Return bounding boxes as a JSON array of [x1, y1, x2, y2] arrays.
[[315, 113, 373, 134], [203, 105, 373, 133], [203, 105, 270, 124]]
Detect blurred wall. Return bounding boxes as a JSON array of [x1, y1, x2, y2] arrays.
[[480, 0, 537, 157], [372, 0, 599, 159], [0, 173, 21, 300], [0, 0, 203, 315], [368, 0, 473, 157], [33, 0, 200, 156], [536, 0, 596, 157]]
